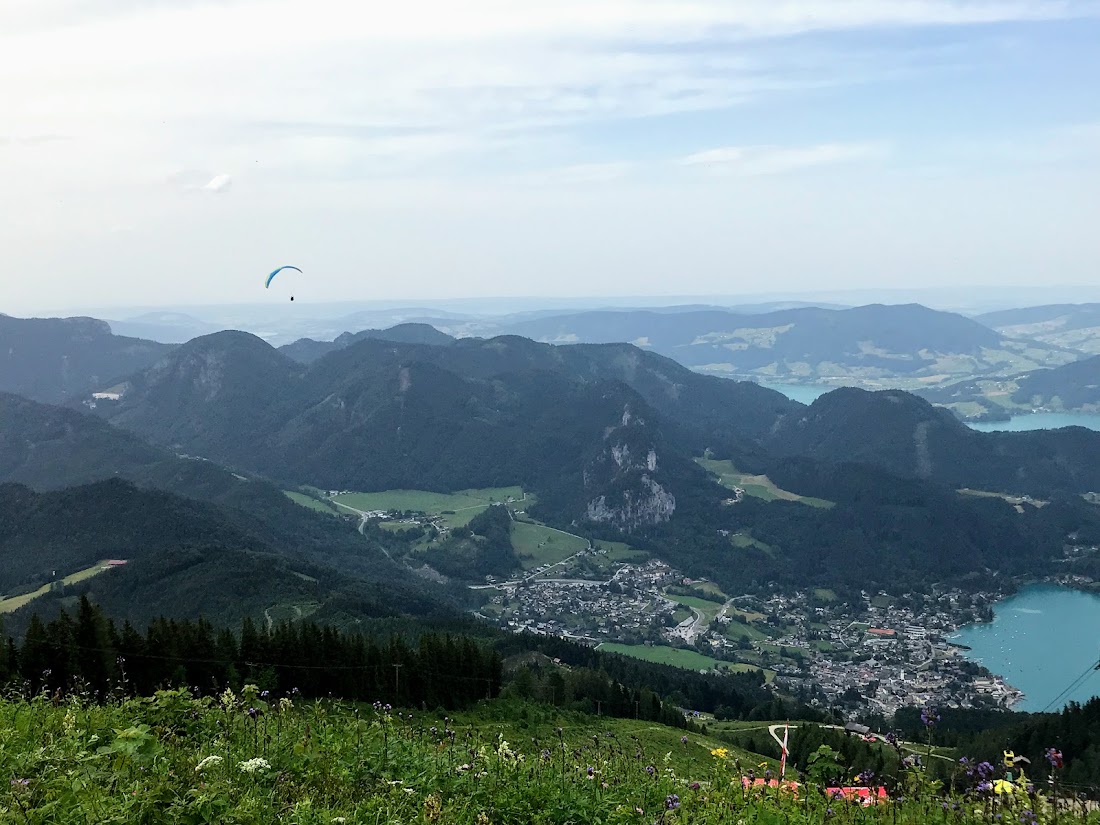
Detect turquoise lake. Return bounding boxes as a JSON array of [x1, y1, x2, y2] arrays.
[[954, 586, 1100, 712], [968, 413, 1100, 433]]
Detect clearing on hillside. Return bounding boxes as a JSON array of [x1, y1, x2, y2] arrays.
[[511, 521, 589, 569], [0, 562, 119, 614], [332, 487, 526, 527], [696, 458, 834, 508], [284, 491, 341, 515]]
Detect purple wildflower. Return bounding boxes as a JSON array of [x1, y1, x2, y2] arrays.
[[645, 765, 656, 777], [920, 705, 940, 729], [666, 794, 681, 810]]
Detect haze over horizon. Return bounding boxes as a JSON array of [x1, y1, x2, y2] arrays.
[[3, 1, 1099, 314]]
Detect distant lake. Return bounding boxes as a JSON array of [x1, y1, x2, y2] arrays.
[[968, 413, 1100, 433], [955, 585, 1100, 712], [757, 383, 1100, 432], [756, 383, 834, 405]]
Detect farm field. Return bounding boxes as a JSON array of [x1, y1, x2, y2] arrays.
[[332, 487, 526, 527], [696, 458, 835, 509], [729, 606, 766, 622], [598, 642, 731, 673], [724, 618, 770, 643], [669, 594, 725, 623], [511, 521, 589, 569]]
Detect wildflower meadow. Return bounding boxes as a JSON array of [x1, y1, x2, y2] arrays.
[[1, 684, 1096, 824]]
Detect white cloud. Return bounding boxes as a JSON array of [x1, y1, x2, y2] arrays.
[[0, 1, 1098, 311], [3, 1, 1095, 151], [679, 142, 888, 175], [0, 134, 70, 147], [201, 174, 232, 193]]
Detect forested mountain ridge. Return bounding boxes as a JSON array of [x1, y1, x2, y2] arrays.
[[280, 323, 457, 364], [0, 393, 464, 623], [93, 331, 797, 528], [483, 303, 1075, 385], [763, 388, 1100, 496], [0, 314, 173, 404], [0, 478, 458, 633], [72, 329, 1100, 599]]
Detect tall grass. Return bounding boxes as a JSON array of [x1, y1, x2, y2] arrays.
[[0, 686, 1092, 824]]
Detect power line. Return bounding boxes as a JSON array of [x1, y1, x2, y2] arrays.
[[1041, 657, 1100, 714]]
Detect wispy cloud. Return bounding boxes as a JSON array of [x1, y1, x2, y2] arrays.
[[507, 162, 634, 186], [2, 1, 1099, 311], [679, 142, 888, 175], [3, 0, 1095, 177], [0, 134, 70, 147]]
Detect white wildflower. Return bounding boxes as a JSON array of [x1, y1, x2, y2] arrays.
[[238, 757, 271, 775], [195, 755, 224, 773], [331, 819, 347, 824]]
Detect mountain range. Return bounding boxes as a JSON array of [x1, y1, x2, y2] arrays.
[[0, 391, 462, 629], [7, 308, 1100, 616], [978, 304, 1100, 356], [4, 303, 1096, 410], [762, 388, 1100, 494], [92, 331, 797, 529], [0, 314, 172, 404], [461, 304, 1077, 388], [59, 327, 1100, 597], [279, 323, 456, 364]]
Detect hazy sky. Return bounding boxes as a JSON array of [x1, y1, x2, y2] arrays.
[[2, 0, 1099, 313]]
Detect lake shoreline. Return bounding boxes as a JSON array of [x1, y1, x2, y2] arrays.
[[953, 582, 1100, 713], [752, 381, 1100, 433]]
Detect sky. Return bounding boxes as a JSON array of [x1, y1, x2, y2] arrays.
[[2, 0, 1099, 313]]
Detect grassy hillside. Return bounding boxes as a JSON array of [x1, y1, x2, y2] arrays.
[[0, 561, 115, 614], [0, 692, 1076, 824]]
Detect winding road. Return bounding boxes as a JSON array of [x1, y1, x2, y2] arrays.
[[330, 500, 394, 561]]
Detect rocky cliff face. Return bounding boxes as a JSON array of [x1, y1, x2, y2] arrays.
[[583, 404, 677, 529]]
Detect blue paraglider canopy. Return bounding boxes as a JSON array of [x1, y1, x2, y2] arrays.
[[265, 265, 302, 288]]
